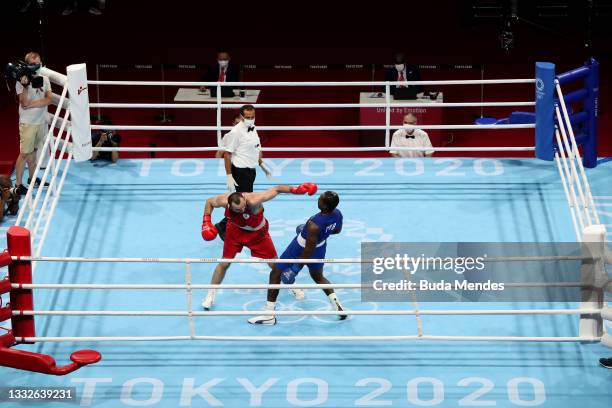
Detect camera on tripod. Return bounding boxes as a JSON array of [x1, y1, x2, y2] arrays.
[[1, 186, 21, 216]]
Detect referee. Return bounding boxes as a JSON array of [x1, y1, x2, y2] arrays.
[[215, 104, 271, 239]]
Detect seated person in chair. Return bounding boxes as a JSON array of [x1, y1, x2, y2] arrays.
[[201, 50, 239, 97], [385, 52, 423, 99]]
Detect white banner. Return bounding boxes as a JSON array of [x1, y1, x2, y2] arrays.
[[66, 63, 92, 162]]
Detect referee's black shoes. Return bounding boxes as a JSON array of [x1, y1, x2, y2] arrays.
[[600, 358, 612, 368]]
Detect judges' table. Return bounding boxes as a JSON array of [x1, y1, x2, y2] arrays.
[[359, 92, 444, 147], [174, 88, 261, 103]]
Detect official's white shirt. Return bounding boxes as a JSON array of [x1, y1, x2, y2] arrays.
[[390, 128, 434, 157], [15, 76, 51, 125], [224, 121, 261, 168]]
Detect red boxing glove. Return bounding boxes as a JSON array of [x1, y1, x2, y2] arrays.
[[290, 182, 318, 196], [201, 214, 218, 241]]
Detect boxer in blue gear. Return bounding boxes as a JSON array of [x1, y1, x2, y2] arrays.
[[248, 191, 347, 325]]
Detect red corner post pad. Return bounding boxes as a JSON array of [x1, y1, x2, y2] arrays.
[[0, 247, 101, 375], [0, 331, 101, 375], [0, 250, 11, 268]]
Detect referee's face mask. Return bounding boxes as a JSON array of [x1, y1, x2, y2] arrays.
[[242, 110, 256, 127], [403, 116, 417, 135]]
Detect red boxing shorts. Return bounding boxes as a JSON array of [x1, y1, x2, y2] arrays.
[[222, 221, 278, 259]]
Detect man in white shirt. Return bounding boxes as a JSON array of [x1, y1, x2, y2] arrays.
[[390, 113, 434, 158], [14, 52, 52, 195], [215, 105, 271, 240], [215, 114, 242, 159]]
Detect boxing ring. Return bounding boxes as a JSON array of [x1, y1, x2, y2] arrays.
[[0, 62, 611, 407]]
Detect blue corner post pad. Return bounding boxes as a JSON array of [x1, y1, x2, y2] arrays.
[[583, 58, 599, 168], [535, 62, 555, 162]]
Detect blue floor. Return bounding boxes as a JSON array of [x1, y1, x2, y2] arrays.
[[1, 157, 611, 407]]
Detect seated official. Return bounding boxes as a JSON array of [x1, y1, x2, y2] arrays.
[[201, 50, 239, 98], [385, 52, 423, 98], [390, 113, 433, 158]]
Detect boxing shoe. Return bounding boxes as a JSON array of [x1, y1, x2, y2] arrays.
[[600, 358, 612, 369], [248, 302, 277, 325], [329, 293, 347, 320], [289, 287, 305, 300], [248, 314, 276, 325], [201, 290, 216, 310]]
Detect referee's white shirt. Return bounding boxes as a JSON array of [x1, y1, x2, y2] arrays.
[[223, 121, 261, 168], [390, 128, 434, 157]]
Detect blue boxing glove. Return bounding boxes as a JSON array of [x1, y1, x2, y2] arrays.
[[295, 223, 306, 236]]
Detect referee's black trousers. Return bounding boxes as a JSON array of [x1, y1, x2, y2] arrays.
[[231, 164, 256, 193]]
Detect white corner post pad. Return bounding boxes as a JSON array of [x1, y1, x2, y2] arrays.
[[66, 63, 93, 162]]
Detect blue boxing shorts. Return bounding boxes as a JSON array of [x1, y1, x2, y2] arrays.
[[276, 237, 327, 284]]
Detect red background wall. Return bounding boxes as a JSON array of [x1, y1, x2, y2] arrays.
[[0, 0, 610, 172]]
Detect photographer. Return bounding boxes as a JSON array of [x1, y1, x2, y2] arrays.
[[0, 175, 20, 223], [91, 124, 121, 163], [13, 52, 52, 195]]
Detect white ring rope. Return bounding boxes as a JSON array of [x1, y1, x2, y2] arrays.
[[9, 255, 595, 264], [90, 102, 536, 109], [554, 130, 582, 241], [12, 309, 602, 317], [88, 79, 536, 87], [92, 146, 537, 153], [555, 81, 600, 226], [91, 124, 535, 131], [15, 335, 599, 343], [12, 282, 597, 290]]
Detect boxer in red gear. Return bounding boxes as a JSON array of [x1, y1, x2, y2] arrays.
[[201, 183, 317, 309]]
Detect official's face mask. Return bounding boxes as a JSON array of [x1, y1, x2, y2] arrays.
[[218, 60, 229, 68], [403, 123, 416, 134], [395, 64, 405, 72], [243, 118, 255, 127]]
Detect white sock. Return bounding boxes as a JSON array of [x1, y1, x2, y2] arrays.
[[265, 301, 276, 311], [207, 289, 216, 297]]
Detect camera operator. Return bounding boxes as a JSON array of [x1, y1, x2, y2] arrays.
[[13, 52, 52, 195], [0, 175, 20, 223], [91, 124, 121, 163]]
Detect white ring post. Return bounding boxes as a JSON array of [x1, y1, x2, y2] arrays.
[[580, 225, 607, 339], [66, 63, 92, 162]]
